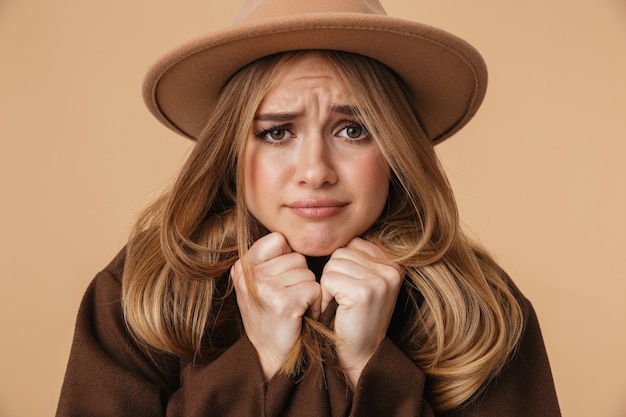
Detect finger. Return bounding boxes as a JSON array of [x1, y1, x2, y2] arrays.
[[295, 281, 322, 320], [320, 270, 347, 313], [325, 253, 395, 283], [247, 232, 292, 264], [255, 269, 317, 298], [345, 237, 386, 259], [320, 284, 334, 316], [254, 252, 309, 282], [257, 279, 321, 319], [230, 260, 253, 308], [230, 259, 244, 288], [307, 300, 321, 321], [323, 247, 373, 282], [343, 238, 403, 276]]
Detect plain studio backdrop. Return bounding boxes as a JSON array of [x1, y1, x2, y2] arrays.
[[1, 0, 625, 416]]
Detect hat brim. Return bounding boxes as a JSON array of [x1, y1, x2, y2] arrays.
[[143, 13, 487, 144]]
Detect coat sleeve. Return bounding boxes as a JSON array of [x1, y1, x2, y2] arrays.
[[55, 251, 294, 417], [350, 338, 428, 417]]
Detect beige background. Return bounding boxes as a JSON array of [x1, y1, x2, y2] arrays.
[[1, 0, 625, 416]]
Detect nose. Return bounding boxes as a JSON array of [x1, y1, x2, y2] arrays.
[[295, 134, 338, 188]]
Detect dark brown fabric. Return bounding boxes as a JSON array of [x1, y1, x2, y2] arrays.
[[56, 249, 561, 416]]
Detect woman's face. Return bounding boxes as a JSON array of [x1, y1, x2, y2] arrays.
[[244, 53, 390, 256]]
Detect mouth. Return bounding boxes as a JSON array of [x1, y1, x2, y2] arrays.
[[286, 199, 348, 218]]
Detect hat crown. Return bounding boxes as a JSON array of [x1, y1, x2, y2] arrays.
[[144, 0, 487, 144], [234, 0, 387, 24]]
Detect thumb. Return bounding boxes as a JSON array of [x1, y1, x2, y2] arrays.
[[320, 278, 336, 318], [306, 291, 322, 321], [248, 232, 292, 264]]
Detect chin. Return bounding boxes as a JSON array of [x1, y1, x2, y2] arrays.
[[287, 237, 346, 257], [297, 248, 333, 257]]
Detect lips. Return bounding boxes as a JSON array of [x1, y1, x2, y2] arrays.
[[286, 199, 348, 218]]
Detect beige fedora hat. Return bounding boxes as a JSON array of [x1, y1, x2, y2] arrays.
[[143, 0, 487, 144]]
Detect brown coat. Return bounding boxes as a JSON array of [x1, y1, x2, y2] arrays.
[[56, 249, 561, 416]]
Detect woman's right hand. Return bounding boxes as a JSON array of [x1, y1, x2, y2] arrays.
[[230, 232, 321, 379]]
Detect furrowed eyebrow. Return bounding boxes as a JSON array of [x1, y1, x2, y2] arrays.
[[253, 111, 303, 122], [253, 105, 360, 121], [329, 104, 361, 117]]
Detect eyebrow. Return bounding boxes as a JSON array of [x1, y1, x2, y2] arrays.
[[254, 104, 361, 122], [329, 104, 361, 117], [253, 111, 303, 122]]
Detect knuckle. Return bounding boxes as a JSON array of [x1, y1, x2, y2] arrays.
[[331, 247, 350, 258], [267, 294, 301, 318], [231, 259, 241, 275], [351, 284, 376, 304], [287, 252, 308, 268], [255, 280, 276, 298], [379, 263, 402, 282]]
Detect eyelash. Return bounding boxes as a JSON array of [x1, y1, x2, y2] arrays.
[[254, 121, 370, 146], [254, 124, 293, 146], [337, 122, 369, 144]]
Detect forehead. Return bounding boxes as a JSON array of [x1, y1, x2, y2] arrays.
[[259, 53, 350, 106]]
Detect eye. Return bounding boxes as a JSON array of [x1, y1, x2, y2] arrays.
[[266, 128, 287, 141], [345, 125, 363, 139], [337, 123, 369, 142], [255, 125, 294, 144]]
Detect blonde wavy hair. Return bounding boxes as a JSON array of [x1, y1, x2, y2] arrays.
[[122, 50, 524, 412]]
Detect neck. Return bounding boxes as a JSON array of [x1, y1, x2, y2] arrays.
[[306, 255, 331, 281]]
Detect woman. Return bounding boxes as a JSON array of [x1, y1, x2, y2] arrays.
[[57, 0, 561, 416]]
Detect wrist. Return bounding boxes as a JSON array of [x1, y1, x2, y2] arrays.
[[258, 350, 283, 380], [337, 350, 375, 388]]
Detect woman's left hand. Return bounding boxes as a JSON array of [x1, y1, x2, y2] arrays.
[[320, 237, 403, 387]]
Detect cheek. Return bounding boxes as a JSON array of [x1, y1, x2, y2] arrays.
[[359, 153, 390, 202], [243, 152, 263, 208], [244, 147, 283, 215]]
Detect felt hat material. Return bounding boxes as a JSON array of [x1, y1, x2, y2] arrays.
[[143, 0, 488, 144]]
